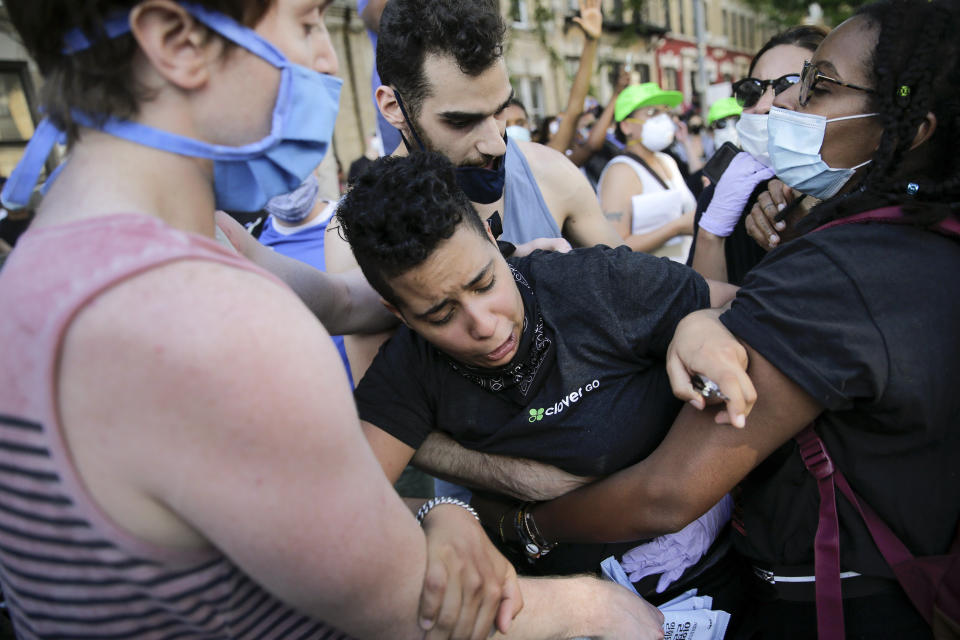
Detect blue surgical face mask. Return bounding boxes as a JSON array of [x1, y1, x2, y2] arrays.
[[1, 3, 342, 213], [394, 89, 506, 204], [767, 106, 877, 200]]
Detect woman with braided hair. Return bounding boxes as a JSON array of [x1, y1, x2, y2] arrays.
[[489, 0, 960, 637]]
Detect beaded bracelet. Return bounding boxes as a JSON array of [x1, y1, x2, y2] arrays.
[[416, 496, 480, 525], [514, 502, 557, 560]]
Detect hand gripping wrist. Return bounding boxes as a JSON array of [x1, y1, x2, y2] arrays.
[[416, 496, 480, 526]]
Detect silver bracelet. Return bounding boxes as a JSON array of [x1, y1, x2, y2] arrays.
[[416, 496, 480, 526]]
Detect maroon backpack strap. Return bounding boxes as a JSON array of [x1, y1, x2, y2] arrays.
[[795, 426, 846, 640], [833, 465, 942, 625], [814, 206, 960, 238], [798, 426, 960, 630]]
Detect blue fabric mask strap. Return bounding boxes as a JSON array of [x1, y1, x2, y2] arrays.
[[62, 13, 132, 54], [1, 118, 65, 208], [63, 2, 287, 69], [69, 108, 281, 159]]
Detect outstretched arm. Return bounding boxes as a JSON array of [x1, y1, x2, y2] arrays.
[[566, 67, 629, 168], [357, 423, 658, 638], [547, 0, 601, 155], [414, 432, 593, 502], [528, 341, 822, 544], [214, 211, 396, 335]]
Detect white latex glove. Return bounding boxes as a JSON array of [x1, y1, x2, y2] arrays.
[[620, 495, 733, 593]]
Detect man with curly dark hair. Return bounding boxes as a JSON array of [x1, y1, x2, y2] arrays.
[[337, 152, 740, 596], [372, 0, 616, 245], [328, 0, 622, 381]]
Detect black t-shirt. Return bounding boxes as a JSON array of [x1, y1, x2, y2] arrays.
[[688, 182, 769, 286], [720, 220, 960, 578], [355, 245, 710, 478]]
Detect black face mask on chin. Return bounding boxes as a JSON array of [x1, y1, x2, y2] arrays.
[[393, 89, 507, 204]]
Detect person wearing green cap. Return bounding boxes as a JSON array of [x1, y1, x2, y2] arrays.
[[597, 82, 698, 261], [706, 97, 743, 149]]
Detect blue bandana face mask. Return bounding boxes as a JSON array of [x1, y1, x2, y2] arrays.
[[394, 90, 506, 205], [1, 3, 342, 213]]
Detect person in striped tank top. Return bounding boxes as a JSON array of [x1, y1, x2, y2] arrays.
[[0, 1, 665, 639]]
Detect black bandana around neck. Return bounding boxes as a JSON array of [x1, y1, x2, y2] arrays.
[[445, 265, 555, 404]]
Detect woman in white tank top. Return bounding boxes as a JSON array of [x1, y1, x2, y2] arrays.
[[598, 83, 697, 261]]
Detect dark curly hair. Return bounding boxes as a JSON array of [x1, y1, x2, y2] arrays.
[[4, 1, 269, 147], [376, 0, 506, 120], [336, 153, 490, 307], [802, 0, 960, 229]]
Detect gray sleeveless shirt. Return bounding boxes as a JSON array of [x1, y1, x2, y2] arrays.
[[500, 138, 562, 244]]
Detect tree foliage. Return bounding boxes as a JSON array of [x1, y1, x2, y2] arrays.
[[741, 0, 871, 28]]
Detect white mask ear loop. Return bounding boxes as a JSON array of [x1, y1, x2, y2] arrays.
[[825, 112, 879, 124], [826, 112, 879, 171]]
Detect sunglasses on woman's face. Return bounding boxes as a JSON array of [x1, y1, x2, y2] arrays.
[[733, 73, 801, 108]]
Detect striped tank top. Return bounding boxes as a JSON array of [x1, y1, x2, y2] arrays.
[[0, 214, 350, 640]]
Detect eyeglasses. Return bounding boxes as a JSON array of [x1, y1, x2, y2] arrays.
[[712, 117, 736, 129], [798, 60, 876, 107], [732, 73, 801, 108]]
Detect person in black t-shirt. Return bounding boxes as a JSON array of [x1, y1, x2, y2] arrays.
[[521, 2, 960, 637], [337, 151, 740, 597]]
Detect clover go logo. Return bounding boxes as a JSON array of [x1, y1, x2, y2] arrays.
[[527, 379, 601, 423]]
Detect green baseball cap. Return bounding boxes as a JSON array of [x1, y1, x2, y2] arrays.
[[707, 96, 743, 126], [614, 83, 684, 122]]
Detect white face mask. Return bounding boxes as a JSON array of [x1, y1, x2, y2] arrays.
[[736, 112, 770, 167], [506, 125, 531, 143], [767, 106, 878, 200], [641, 113, 676, 152], [712, 122, 740, 148]]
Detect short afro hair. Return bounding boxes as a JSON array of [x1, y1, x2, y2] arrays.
[[336, 152, 491, 307]]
